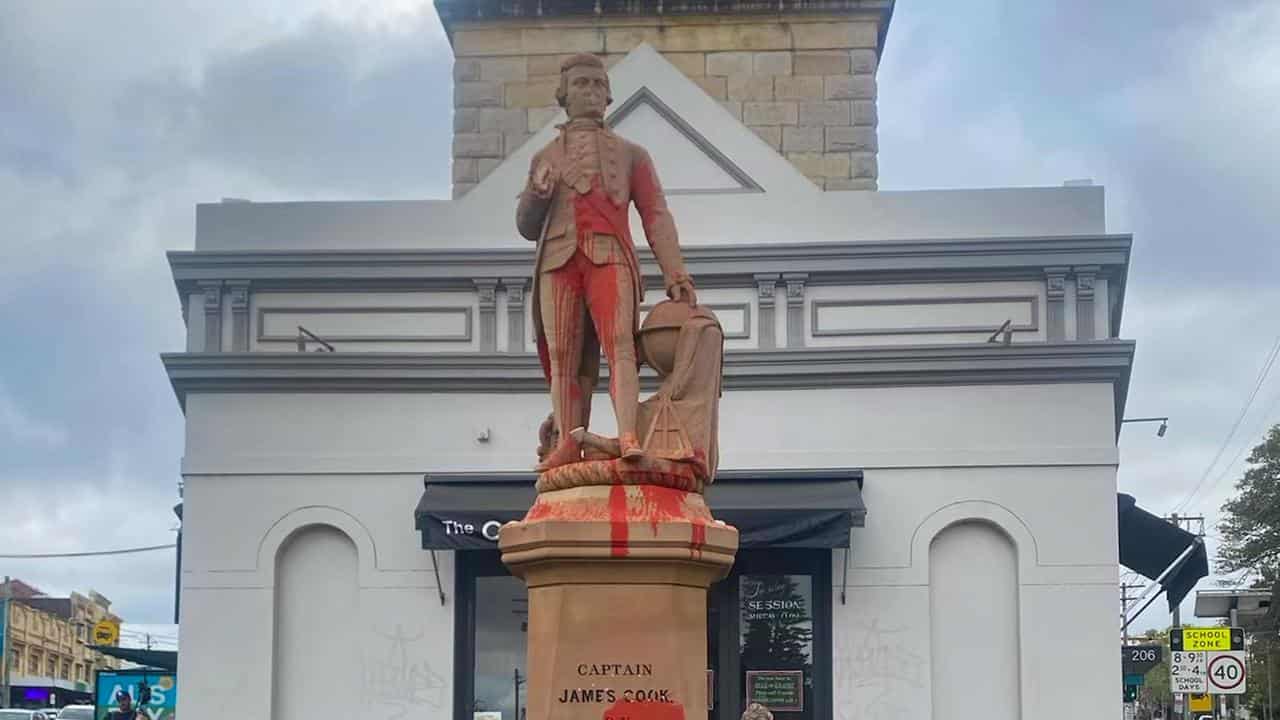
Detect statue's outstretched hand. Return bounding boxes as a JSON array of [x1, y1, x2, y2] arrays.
[[530, 160, 555, 198]]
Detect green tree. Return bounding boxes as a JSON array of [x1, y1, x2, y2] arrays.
[[1218, 425, 1280, 576], [1138, 627, 1173, 718], [1216, 424, 1280, 719]]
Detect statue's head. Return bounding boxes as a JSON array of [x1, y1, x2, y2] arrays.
[[556, 53, 612, 119]]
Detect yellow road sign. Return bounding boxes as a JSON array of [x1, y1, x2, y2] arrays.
[[1180, 627, 1234, 652], [92, 619, 120, 646], [1188, 693, 1213, 713]]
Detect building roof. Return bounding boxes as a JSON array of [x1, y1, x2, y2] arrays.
[[435, 0, 896, 55], [20, 597, 72, 620], [0, 578, 46, 599]]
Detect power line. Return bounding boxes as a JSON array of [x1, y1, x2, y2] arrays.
[[1200, 384, 1280, 504], [1172, 334, 1280, 514], [0, 543, 176, 559]]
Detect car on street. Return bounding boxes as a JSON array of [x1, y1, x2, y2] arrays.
[[0, 710, 55, 720], [55, 707, 95, 720]]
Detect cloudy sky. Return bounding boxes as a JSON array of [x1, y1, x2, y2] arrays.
[[2, 0, 1278, 641]]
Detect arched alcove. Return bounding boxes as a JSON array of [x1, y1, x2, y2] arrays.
[[272, 524, 361, 720], [928, 521, 1021, 720]]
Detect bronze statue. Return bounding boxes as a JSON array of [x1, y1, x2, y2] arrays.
[[518, 53, 706, 479]]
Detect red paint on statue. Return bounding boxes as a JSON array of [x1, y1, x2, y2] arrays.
[[690, 522, 707, 558], [603, 699, 686, 720], [637, 485, 690, 534], [609, 484, 629, 556]]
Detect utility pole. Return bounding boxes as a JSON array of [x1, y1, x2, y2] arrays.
[[1164, 514, 1205, 720], [1121, 583, 1145, 642], [1, 576, 10, 709], [514, 668, 525, 720]]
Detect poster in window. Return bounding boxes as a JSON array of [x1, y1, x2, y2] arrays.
[[746, 670, 804, 712]]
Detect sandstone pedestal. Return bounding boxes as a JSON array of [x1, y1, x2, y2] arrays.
[[500, 483, 738, 720]]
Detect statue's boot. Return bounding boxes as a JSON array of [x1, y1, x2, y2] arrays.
[[619, 431, 644, 460], [569, 427, 620, 458], [535, 438, 582, 472]]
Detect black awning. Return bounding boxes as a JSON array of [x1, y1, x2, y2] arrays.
[[90, 646, 178, 672], [415, 469, 865, 551], [1117, 493, 1209, 610]]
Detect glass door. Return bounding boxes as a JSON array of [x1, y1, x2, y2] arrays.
[[709, 549, 831, 720]]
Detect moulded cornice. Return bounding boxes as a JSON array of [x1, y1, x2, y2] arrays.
[[167, 234, 1132, 295], [162, 340, 1134, 431]]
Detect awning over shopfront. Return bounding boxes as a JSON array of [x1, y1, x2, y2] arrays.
[[1117, 493, 1209, 610], [91, 646, 178, 672], [415, 469, 865, 551]]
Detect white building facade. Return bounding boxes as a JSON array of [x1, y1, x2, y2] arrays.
[[166, 7, 1131, 719]]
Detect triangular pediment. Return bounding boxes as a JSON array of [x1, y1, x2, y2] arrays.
[[461, 43, 815, 209], [608, 88, 759, 194]]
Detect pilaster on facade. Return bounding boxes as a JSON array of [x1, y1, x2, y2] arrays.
[[475, 279, 500, 352], [1074, 265, 1099, 341], [227, 281, 251, 352], [502, 277, 528, 354], [1045, 267, 1069, 343], [783, 272, 808, 348], [754, 273, 780, 350], [198, 281, 223, 353]]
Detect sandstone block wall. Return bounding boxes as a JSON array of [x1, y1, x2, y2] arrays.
[[449, 16, 881, 197]]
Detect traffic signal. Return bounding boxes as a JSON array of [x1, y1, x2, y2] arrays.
[[1123, 684, 1138, 702]]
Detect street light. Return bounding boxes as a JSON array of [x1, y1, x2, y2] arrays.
[[1122, 416, 1169, 437]]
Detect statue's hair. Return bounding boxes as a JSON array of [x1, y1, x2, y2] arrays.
[[556, 53, 612, 108]]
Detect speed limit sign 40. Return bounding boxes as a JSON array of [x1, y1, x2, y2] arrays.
[[1207, 651, 1247, 695]]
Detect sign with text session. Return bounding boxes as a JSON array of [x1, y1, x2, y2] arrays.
[[745, 670, 804, 712], [95, 669, 177, 720]]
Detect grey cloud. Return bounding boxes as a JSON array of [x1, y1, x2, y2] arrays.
[[0, 2, 451, 627], [878, 1, 1280, 632], [880, 1, 1280, 285], [190, 13, 453, 198]]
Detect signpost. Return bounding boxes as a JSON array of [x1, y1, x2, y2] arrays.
[[1206, 651, 1247, 695], [1122, 644, 1163, 675], [1170, 626, 1244, 652], [1171, 650, 1208, 694], [1188, 692, 1212, 713], [1169, 627, 1249, 706], [92, 620, 120, 647]]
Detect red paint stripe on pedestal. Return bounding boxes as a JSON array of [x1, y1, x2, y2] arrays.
[[609, 484, 629, 556]]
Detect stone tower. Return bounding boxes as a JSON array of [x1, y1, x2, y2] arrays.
[[438, 0, 894, 197]]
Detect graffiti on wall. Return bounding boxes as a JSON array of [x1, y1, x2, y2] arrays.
[[362, 624, 449, 718], [833, 618, 927, 720]]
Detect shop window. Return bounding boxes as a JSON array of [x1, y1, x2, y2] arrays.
[[456, 553, 528, 720]]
